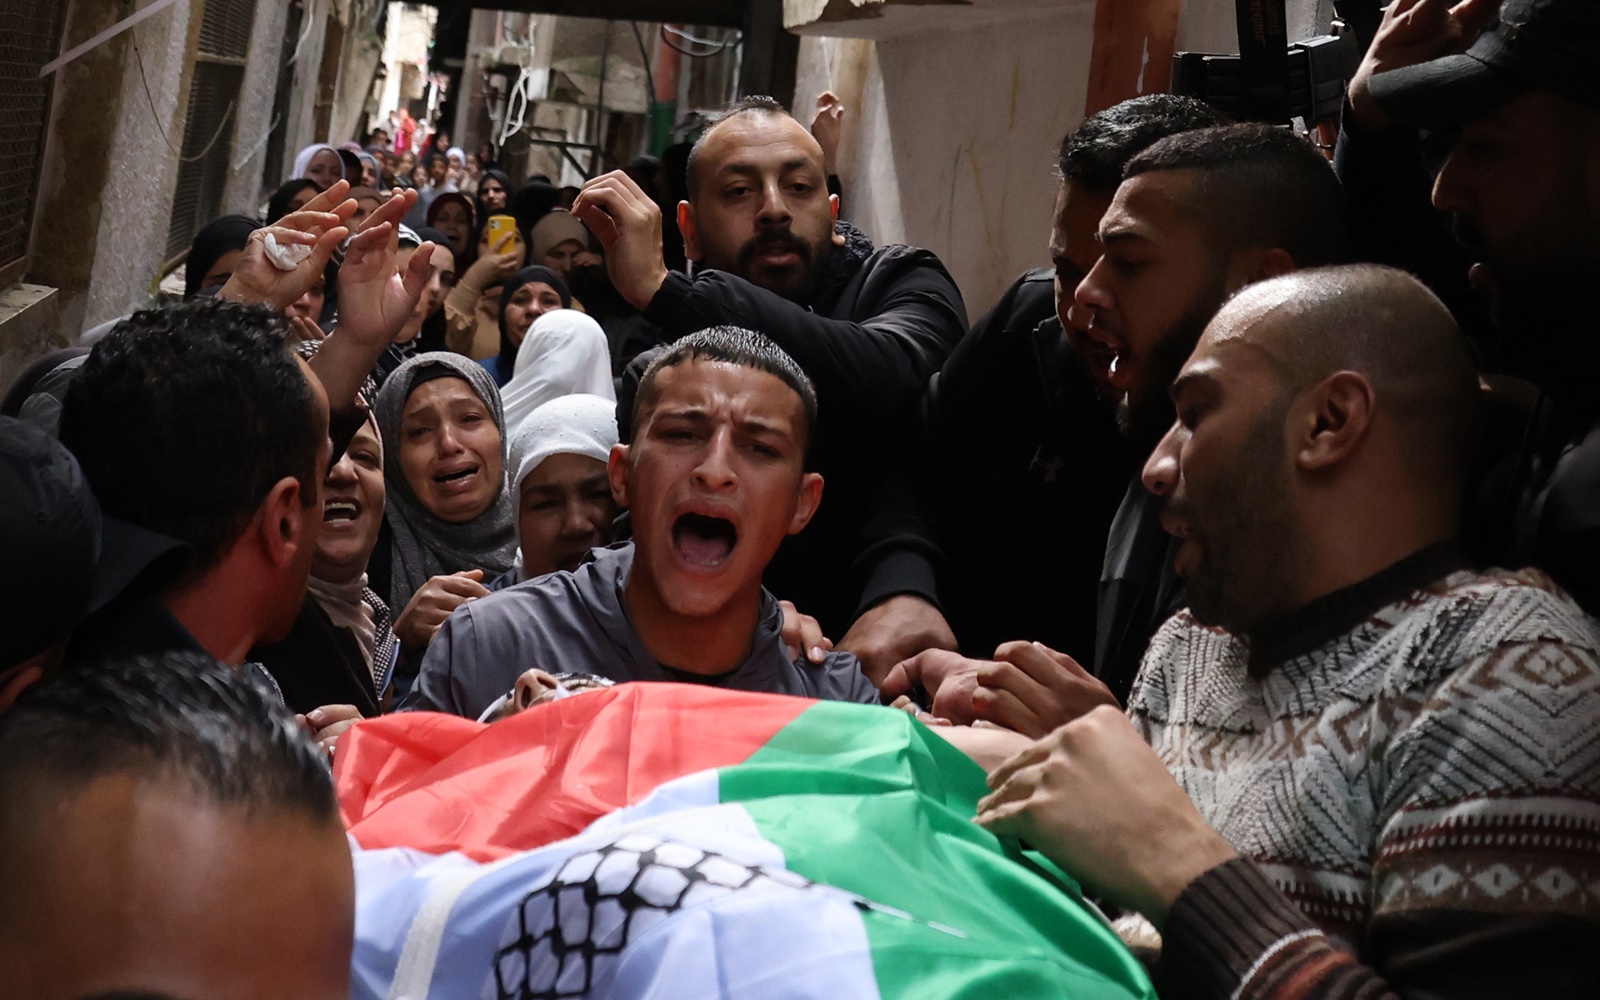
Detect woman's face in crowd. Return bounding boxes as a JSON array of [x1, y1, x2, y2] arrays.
[[288, 185, 319, 216], [351, 195, 383, 229], [542, 239, 586, 280], [200, 249, 245, 292], [305, 149, 342, 190], [399, 153, 416, 174], [518, 453, 618, 578], [423, 244, 456, 318], [313, 419, 385, 583], [398, 376, 504, 524], [396, 245, 456, 341], [479, 178, 507, 213], [432, 202, 472, 256], [360, 160, 379, 187], [285, 273, 326, 323], [412, 166, 429, 187], [504, 283, 564, 347]]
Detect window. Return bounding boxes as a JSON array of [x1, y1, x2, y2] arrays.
[[164, 0, 258, 261], [0, 0, 69, 287]]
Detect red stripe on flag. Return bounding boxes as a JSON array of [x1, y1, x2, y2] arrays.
[[335, 684, 813, 861]]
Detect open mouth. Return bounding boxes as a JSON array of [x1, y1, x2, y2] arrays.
[[672, 512, 739, 569], [1080, 326, 1126, 382], [756, 246, 799, 267], [323, 499, 360, 524], [434, 466, 478, 486]]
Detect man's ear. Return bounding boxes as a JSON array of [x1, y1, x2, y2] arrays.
[[607, 443, 632, 508], [677, 201, 700, 262], [257, 476, 310, 569], [788, 472, 825, 535], [1226, 246, 1297, 289], [1294, 371, 1376, 472], [829, 194, 845, 247]]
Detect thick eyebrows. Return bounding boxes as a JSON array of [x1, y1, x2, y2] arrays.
[[737, 412, 798, 445], [716, 157, 817, 182]]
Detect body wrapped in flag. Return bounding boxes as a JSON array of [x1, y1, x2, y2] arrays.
[[339, 684, 1155, 999]]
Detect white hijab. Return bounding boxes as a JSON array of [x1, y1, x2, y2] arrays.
[[509, 393, 620, 493], [291, 143, 344, 183], [499, 310, 615, 436]]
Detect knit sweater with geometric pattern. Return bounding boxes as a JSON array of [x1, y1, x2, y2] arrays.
[[1128, 551, 1600, 999]]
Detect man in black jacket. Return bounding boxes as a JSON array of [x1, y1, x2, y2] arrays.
[[572, 96, 968, 664], [889, 124, 1351, 729], [1348, 0, 1600, 615], [876, 97, 1226, 709]]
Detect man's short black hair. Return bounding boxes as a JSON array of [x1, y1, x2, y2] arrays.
[[1124, 122, 1351, 268], [59, 297, 323, 583], [685, 95, 793, 201], [633, 327, 818, 452], [424, 150, 446, 171], [1058, 94, 1230, 192], [0, 652, 336, 824]]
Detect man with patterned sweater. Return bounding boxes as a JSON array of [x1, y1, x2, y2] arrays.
[[977, 266, 1600, 998]]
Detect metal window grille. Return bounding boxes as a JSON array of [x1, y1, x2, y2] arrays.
[[163, 0, 257, 261], [0, 0, 68, 275]]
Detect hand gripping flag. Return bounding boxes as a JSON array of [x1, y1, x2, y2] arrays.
[[338, 684, 1155, 1000]]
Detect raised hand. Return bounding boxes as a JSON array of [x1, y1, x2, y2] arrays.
[[570, 170, 668, 311], [1347, 0, 1500, 131], [306, 189, 432, 412], [337, 189, 433, 351], [811, 91, 845, 173], [216, 185, 356, 311]]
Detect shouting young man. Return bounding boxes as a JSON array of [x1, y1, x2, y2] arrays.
[[405, 328, 878, 719]]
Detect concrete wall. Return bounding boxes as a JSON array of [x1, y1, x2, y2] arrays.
[[34, 0, 201, 337], [224, 0, 291, 213], [790, 0, 1330, 322], [20, 0, 382, 345]]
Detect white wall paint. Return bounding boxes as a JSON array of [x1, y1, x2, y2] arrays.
[[792, 0, 1330, 322]]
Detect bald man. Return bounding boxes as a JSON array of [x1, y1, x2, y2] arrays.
[[976, 266, 1600, 1000], [573, 96, 967, 661]]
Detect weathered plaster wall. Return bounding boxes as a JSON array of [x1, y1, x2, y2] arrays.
[[791, 0, 1331, 321], [225, 0, 291, 210], [59, 0, 197, 334], [795, 10, 1095, 320]]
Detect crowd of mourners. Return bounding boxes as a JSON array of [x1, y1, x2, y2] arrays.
[[2, 0, 1598, 997]]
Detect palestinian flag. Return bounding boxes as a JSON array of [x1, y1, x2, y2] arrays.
[[338, 685, 1154, 1000]]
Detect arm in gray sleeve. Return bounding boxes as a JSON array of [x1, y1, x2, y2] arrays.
[[398, 608, 471, 715]]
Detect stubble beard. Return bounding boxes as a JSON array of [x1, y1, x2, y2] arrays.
[[1182, 400, 1300, 635]]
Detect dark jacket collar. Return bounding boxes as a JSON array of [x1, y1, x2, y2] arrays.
[[1246, 541, 1472, 677], [811, 221, 875, 313], [67, 589, 206, 666]]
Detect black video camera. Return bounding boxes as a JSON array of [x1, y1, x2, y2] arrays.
[[1173, 28, 1362, 125]]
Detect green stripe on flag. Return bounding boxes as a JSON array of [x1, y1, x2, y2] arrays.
[[718, 702, 1154, 999]]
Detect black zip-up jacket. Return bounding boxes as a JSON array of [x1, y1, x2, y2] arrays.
[[1335, 106, 1600, 616], [918, 268, 1126, 665], [620, 223, 967, 637]]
